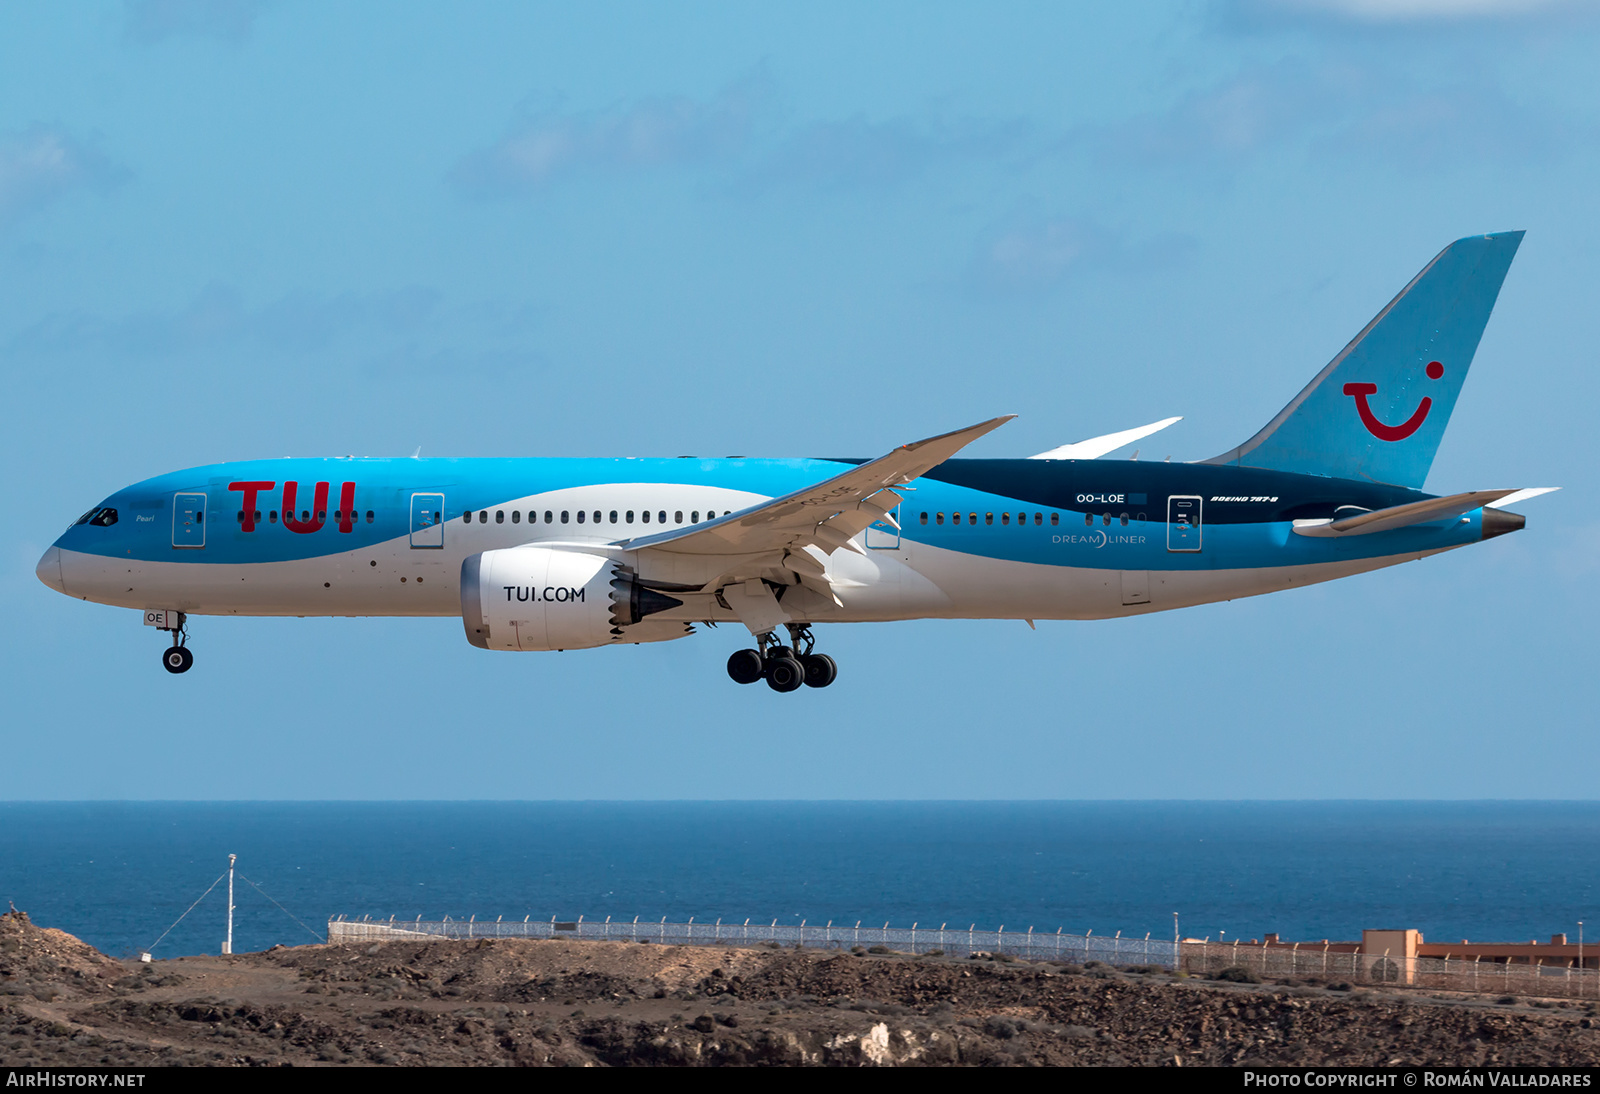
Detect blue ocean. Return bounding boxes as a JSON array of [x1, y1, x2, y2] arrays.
[[1, 802, 1595, 959]]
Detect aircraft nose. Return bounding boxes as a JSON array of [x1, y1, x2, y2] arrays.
[[35, 545, 65, 594]]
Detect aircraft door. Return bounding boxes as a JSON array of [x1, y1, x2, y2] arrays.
[[865, 503, 901, 549], [1166, 495, 1202, 552], [410, 493, 445, 549], [172, 492, 207, 548]]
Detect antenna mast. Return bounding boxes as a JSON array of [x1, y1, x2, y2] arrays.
[[223, 854, 236, 955]]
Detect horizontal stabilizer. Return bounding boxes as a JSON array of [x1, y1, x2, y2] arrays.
[[1029, 417, 1181, 460], [1292, 489, 1518, 537]]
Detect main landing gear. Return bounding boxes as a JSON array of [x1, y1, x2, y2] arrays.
[[158, 612, 193, 675], [726, 624, 837, 692]]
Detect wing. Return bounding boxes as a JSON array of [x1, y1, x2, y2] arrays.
[[1029, 417, 1180, 460], [621, 415, 1013, 559]]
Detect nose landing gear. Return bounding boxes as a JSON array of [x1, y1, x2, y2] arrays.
[[154, 611, 193, 674], [724, 624, 836, 691]]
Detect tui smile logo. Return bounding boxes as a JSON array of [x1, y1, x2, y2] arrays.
[[1343, 360, 1444, 442]]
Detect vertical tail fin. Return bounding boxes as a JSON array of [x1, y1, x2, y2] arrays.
[[1205, 231, 1523, 489]]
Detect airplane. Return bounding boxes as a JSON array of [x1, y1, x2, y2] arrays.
[[36, 231, 1554, 692]]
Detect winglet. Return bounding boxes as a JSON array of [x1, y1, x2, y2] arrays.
[[892, 414, 1015, 474]]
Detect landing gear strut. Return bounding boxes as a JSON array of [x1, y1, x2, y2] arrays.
[[724, 624, 836, 691], [158, 612, 193, 675]]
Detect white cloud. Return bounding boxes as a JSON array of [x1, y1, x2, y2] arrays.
[[1077, 59, 1569, 171], [0, 127, 125, 228], [122, 0, 272, 44], [741, 115, 1028, 193], [1263, 0, 1571, 19], [9, 283, 442, 357], [969, 217, 1197, 292], [451, 76, 770, 197]]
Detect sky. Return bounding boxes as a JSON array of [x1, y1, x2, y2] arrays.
[[3, 0, 1598, 799]]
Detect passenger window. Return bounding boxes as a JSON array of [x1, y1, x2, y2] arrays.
[[1085, 512, 1093, 527], [1000, 513, 1009, 525], [624, 511, 632, 524], [496, 510, 504, 524], [1120, 514, 1128, 526], [985, 513, 993, 526], [1102, 513, 1110, 526], [237, 511, 244, 524], [658, 511, 666, 523], [641, 511, 650, 523], [463, 510, 471, 522], [254, 510, 261, 524], [692, 510, 700, 522], [593, 511, 601, 523], [920, 512, 929, 525], [317, 510, 326, 520], [675, 511, 683, 523], [1050, 513, 1059, 526], [511, 511, 520, 523], [1136, 512, 1146, 522], [545, 511, 554, 523], [936, 512, 944, 525], [269, 510, 278, 523], [1034, 513, 1042, 525], [478, 511, 488, 523], [577, 511, 586, 523], [560, 511, 569, 524], [969, 513, 977, 525], [365, 510, 374, 523]]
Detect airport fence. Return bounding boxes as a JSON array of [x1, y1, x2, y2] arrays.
[[1180, 941, 1600, 1001], [326, 914, 1176, 967]]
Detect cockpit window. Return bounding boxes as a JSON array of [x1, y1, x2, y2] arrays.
[[74, 508, 118, 528]]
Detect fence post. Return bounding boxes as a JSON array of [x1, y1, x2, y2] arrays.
[[912, 923, 918, 954]]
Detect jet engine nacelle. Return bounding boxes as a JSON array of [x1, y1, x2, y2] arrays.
[[460, 547, 683, 651]]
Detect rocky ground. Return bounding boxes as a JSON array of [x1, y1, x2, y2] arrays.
[[2, 908, 1598, 1067]]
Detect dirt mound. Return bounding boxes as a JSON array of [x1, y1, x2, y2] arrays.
[[1, 926, 1598, 1066], [0, 908, 124, 1003]]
